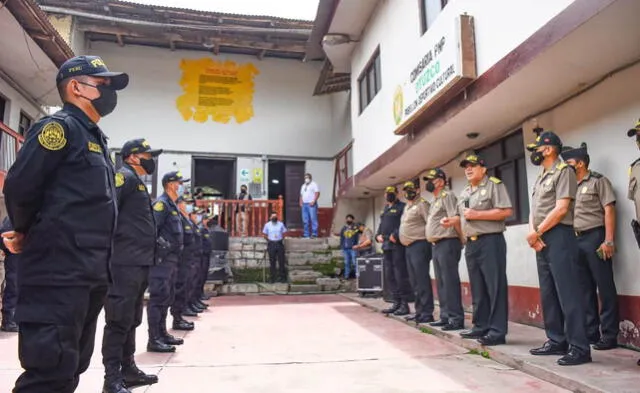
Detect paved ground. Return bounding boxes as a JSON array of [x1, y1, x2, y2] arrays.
[[0, 294, 572, 393]]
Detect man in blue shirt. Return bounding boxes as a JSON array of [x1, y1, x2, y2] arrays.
[[339, 214, 359, 279], [262, 212, 287, 283]]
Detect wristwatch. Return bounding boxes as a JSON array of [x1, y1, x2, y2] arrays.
[[604, 241, 614, 247]]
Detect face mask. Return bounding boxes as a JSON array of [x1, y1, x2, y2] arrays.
[[304, 178, 311, 184], [385, 193, 396, 203], [240, 189, 247, 194], [425, 181, 435, 193], [346, 220, 353, 225], [404, 191, 417, 200], [139, 158, 155, 175], [186, 204, 194, 214], [177, 184, 185, 197], [79, 83, 118, 117], [530, 151, 544, 166], [271, 217, 278, 223]]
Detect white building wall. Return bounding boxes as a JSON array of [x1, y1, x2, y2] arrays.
[[0, 77, 43, 131], [350, 0, 576, 173]]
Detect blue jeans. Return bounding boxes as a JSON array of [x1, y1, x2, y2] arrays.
[[343, 249, 357, 278], [301, 203, 318, 237]]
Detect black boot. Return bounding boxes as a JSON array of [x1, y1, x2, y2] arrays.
[[393, 302, 410, 316], [122, 360, 159, 389], [381, 302, 401, 314], [0, 319, 18, 333], [173, 318, 195, 331], [191, 303, 205, 313], [196, 300, 209, 309], [102, 380, 131, 393], [182, 306, 198, 317], [201, 294, 211, 301], [146, 338, 175, 353]]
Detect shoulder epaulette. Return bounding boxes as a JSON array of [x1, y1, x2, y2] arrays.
[[590, 171, 603, 179], [489, 176, 502, 184], [420, 197, 426, 203], [557, 162, 568, 170]]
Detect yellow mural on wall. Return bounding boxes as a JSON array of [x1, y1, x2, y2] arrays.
[[176, 58, 259, 124]]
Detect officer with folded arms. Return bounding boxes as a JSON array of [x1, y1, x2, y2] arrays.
[[171, 194, 199, 327]]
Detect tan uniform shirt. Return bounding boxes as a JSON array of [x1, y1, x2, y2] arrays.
[[457, 176, 512, 237], [426, 189, 458, 242], [574, 171, 615, 232], [399, 198, 430, 246], [531, 159, 576, 228], [628, 159, 640, 219]]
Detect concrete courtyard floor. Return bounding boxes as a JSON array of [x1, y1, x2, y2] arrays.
[[0, 294, 611, 393]]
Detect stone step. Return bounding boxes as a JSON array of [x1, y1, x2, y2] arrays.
[[288, 284, 321, 293], [288, 269, 323, 283], [287, 265, 314, 271], [284, 238, 330, 251]]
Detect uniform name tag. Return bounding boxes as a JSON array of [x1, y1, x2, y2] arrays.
[[171, 211, 178, 215], [88, 141, 103, 154], [138, 184, 146, 191]]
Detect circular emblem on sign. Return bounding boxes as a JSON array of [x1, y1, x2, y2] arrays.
[[115, 173, 125, 188], [393, 86, 403, 126], [38, 122, 67, 151]]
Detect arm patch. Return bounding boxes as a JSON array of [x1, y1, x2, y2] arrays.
[[153, 201, 165, 212]]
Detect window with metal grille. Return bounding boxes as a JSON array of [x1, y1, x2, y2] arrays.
[[358, 48, 381, 114]]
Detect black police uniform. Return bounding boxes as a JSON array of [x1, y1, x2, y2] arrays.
[[376, 200, 412, 312], [186, 218, 204, 313], [147, 192, 183, 350], [0, 217, 18, 332], [4, 103, 117, 393], [171, 213, 198, 326], [101, 162, 158, 388], [194, 224, 213, 301]]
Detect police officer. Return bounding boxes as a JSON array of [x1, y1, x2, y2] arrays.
[[171, 195, 199, 327], [424, 168, 465, 331], [147, 171, 188, 353], [526, 131, 591, 366], [399, 181, 435, 324], [627, 119, 640, 366], [561, 143, 619, 351], [451, 154, 512, 345], [187, 206, 206, 314], [101, 139, 162, 393], [2, 55, 124, 392], [0, 216, 18, 333], [376, 186, 412, 316], [193, 213, 213, 308]]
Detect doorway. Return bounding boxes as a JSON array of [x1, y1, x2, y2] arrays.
[[192, 157, 236, 199], [268, 160, 305, 229]]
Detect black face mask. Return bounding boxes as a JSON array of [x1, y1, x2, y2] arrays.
[[270, 217, 277, 223], [385, 193, 396, 203], [139, 158, 155, 175], [346, 220, 353, 225], [530, 151, 544, 166], [79, 82, 118, 117], [404, 191, 417, 200], [241, 189, 247, 194], [425, 181, 435, 193]]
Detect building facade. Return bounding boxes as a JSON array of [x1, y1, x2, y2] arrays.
[[319, 0, 640, 347]]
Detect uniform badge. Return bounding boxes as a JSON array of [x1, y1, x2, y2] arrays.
[[545, 179, 552, 186], [582, 186, 588, 194], [153, 201, 164, 212], [185, 226, 191, 230], [38, 122, 67, 151], [88, 141, 102, 154], [137, 184, 146, 191], [115, 173, 125, 188], [171, 211, 178, 215], [480, 189, 487, 196]]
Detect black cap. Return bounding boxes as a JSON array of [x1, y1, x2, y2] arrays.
[[423, 168, 446, 181], [526, 131, 563, 151], [627, 119, 640, 137], [162, 171, 189, 186], [121, 138, 162, 158], [460, 154, 486, 167], [56, 56, 129, 90], [561, 142, 589, 161]]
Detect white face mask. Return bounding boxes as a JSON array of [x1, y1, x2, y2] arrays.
[[304, 178, 311, 184]]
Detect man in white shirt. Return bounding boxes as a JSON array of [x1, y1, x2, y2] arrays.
[[299, 173, 320, 238], [262, 212, 288, 283]]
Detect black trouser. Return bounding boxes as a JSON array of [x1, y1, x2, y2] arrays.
[[536, 224, 590, 353], [102, 265, 149, 382], [405, 240, 434, 318], [13, 284, 107, 393], [267, 241, 286, 282], [465, 233, 508, 338], [576, 227, 619, 342], [382, 245, 412, 302], [171, 255, 193, 319], [186, 255, 200, 306], [2, 253, 18, 323], [193, 252, 211, 301], [147, 262, 177, 339], [433, 238, 464, 325]]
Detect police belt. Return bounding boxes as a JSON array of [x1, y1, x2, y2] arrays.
[[466, 232, 502, 242], [431, 237, 458, 246], [574, 226, 604, 237], [268, 239, 283, 244]]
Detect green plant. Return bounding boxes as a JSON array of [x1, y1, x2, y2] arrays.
[[311, 259, 344, 277], [231, 267, 270, 283], [419, 326, 434, 335]]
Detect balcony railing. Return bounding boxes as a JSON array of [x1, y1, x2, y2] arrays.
[[0, 121, 25, 190], [332, 140, 353, 205], [196, 196, 284, 237]]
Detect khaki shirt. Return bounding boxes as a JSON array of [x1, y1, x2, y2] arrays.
[[457, 176, 512, 237], [574, 171, 615, 231], [426, 189, 458, 242], [399, 198, 430, 246], [531, 159, 576, 228], [628, 159, 640, 219]]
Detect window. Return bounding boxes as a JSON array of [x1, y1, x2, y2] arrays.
[[114, 152, 159, 198], [358, 48, 381, 113], [0, 96, 6, 123], [420, 0, 448, 34], [477, 130, 529, 225], [18, 111, 32, 135]]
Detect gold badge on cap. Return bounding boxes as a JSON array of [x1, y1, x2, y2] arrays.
[[115, 173, 125, 188], [38, 122, 67, 151], [142, 140, 150, 147]]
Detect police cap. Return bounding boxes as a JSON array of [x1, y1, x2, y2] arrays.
[[459, 154, 486, 167], [384, 186, 397, 193], [162, 171, 189, 186], [526, 131, 563, 151], [423, 168, 446, 181], [402, 181, 416, 190], [121, 138, 162, 158], [626, 119, 640, 137], [56, 56, 129, 90], [561, 142, 589, 161]]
